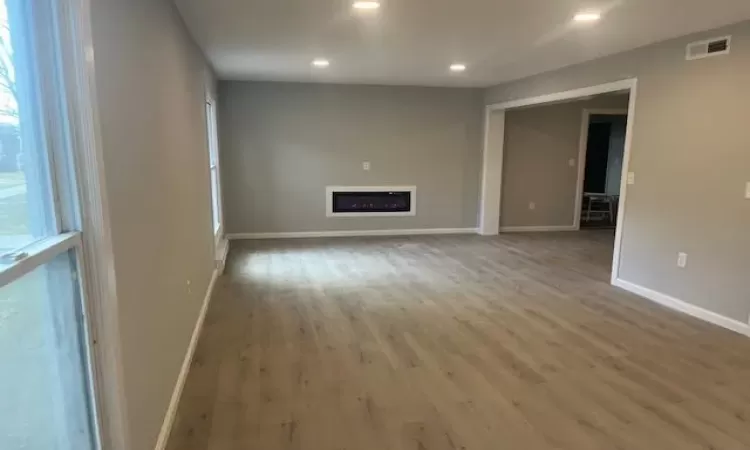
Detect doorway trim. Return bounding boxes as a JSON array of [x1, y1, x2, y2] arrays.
[[479, 78, 638, 283], [574, 108, 630, 230]]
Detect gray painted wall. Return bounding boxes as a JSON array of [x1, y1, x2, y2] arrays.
[[219, 81, 484, 234], [91, 0, 216, 448], [501, 95, 629, 228], [488, 20, 750, 322]]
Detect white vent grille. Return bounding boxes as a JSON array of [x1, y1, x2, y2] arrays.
[[686, 36, 731, 60]]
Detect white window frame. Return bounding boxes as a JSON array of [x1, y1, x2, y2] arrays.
[[0, 0, 132, 450], [60, 0, 130, 448], [205, 94, 222, 243], [0, 0, 117, 449]]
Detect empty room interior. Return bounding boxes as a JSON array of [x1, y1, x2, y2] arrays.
[[2, 0, 750, 449]]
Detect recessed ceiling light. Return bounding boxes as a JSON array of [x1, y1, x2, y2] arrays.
[[574, 11, 601, 22], [450, 63, 467, 72], [353, 1, 380, 10], [311, 59, 330, 68]]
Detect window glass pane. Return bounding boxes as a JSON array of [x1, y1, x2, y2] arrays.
[[206, 102, 216, 164], [0, 250, 96, 450], [207, 99, 221, 233], [210, 167, 220, 231], [0, 0, 57, 253]]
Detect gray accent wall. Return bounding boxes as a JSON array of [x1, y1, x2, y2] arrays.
[[488, 20, 750, 323], [219, 81, 484, 234], [501, 95, 629, 228], [91, 0, 216, 449]]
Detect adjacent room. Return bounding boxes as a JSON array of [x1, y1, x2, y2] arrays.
[[3, 0, 750, 450], [498, 93, 630, 233], [495, 90, 631, 281]]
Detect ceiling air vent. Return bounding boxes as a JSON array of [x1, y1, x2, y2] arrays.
[[686, 36, 731, 60]]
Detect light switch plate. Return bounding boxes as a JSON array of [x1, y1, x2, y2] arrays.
[[677, 252, 688, 269], [745, 182, 750, 199], [529, 202, 536, 210], [627, 172, 635, 185], [568, 158, 576, 167]]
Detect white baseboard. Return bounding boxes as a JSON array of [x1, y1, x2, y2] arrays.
[[153, 263, 224, 449], [613, 278, 750, 337], [499, 225, 578, 233], [227, 228, 478, 240], [215, 237, 229, 274]]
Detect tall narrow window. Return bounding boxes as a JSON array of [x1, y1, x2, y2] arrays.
[[206, 96, 222, 237], [0, 0, 97, 448]]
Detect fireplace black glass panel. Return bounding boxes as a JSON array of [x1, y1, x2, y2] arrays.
[[333, 191, 411, 213]]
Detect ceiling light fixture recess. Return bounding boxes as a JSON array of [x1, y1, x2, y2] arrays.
[[311, 59, 330, 68], [353, 1, 380, 10], [450, 63, 467, 72], [574, 11, 601, 22]]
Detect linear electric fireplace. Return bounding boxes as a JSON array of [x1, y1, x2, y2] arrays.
[[326, 186, 417, 217]]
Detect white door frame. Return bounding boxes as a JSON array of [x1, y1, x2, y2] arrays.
[[574, 108, 630, 230], [479, 78, 638, 283]]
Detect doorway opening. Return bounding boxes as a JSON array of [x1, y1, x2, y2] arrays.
[[577, 110, 628, 229], [480, 79, 637, 283]]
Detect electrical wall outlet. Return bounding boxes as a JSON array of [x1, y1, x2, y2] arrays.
[[677, 252, 688, 269], [745, 181, 750, 199], [627, 172, 636, 185], [362, 161, 371, 171]]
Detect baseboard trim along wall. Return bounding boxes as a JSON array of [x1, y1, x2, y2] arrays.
[[153, 259, 225, 450], [499, 225, 578, 233], [227, 228, 479, 240], [613, 278, 750, 338], [215, 238, 229, 274]]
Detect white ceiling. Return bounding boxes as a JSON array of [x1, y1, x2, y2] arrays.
[[174, 0, 750, 87]]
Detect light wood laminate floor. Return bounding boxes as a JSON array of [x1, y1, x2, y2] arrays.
[[167, 231, 750, 450]]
